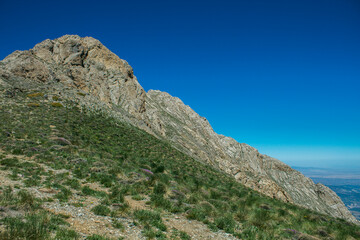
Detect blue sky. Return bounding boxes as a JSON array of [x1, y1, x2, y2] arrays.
[[1, 0, 359, 169]]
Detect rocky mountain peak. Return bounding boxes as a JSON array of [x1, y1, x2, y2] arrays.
[[1, 35, 145, 117], [0, 35, 358, 224]]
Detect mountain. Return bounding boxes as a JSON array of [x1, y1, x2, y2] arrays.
[[0, 35, 358, 233]]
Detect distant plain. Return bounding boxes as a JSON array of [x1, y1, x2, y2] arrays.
[[295, 167, 360, 220]]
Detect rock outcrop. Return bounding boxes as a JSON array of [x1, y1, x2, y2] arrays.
[[0, 35, 357, 224], [1, 35, 146, 118]]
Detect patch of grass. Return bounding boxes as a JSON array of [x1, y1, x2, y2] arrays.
[[54, 186, 72, 202], [132, 194, 145, 200], [27, 102, 40, 107], [81, 186, 107, 198], [54, 228, 80, 240], [1, 91, 360, 239], [0, 187, 40, 210], [133, 209, 167, 232], [27, 92, 44, 98], [91, 205, 111, 216], [111, 219, 125, 230], [86, 234, 112, 240], [51, 102, 64, 107], [214, 214, 237, 233], [0, 212, 69, 240], [171, 228, 191, 240]]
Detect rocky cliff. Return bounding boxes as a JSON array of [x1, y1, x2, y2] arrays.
[[0, 35, 357, 224]]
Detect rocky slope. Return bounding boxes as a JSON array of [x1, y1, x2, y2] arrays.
[[0, 35, 357, 224]]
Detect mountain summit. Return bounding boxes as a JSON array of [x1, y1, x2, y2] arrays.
[[0, 35, 357, 225]]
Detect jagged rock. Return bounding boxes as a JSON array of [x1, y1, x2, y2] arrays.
[[0, 35, 357, 224], [1, 35, 146, 118], [145, 90, 357, 223]]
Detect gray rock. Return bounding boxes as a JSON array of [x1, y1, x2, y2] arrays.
[[0, 35, 357, 224]]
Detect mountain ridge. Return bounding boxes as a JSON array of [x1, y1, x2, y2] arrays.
[[0, 34, 357, 224]]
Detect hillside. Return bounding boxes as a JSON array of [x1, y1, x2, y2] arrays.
[[0, 87, 360, 239], [0, 35, 360, 239]]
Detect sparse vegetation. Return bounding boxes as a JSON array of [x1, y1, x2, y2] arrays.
[[51, 102, 64, 107], [91, 204, 111, 216], [0, 89, 359, 239]]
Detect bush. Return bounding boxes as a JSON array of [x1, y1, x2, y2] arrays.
[[82, 186, 106, 198], [51, 102, 64, 107], [91, 205, 111, 216], [27, 92, 44, 98], [133, 209, 167, 231], [0, 212, 68, 240], [187, 207, 207, 221], [150, 194, 173, 210], [27, 103, 40, 107], [17, 190, 37, 210], [215, 214, 236, 233], [153, 183, 167, 195], [54, 229, 80, 240], [109, 186, 125, 203], [86, 234, 112, 240], [54, 187, 72, 202]]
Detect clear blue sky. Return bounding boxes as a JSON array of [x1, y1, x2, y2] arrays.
[[1, 0, 359, 169]]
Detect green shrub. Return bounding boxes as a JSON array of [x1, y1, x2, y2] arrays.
[[186, 207, 207, 221], [86, 234, 112, 240], [153, 182, 167, 195], [132, 194, 145, 200], [111, 219, 124, 230], [81, 186, 106, 198], [109, 186, 125, 203], [0, 212, 68, 240], [27, 103, 40, 107], [1, 158, 19, 167], [17, 190, 37, 210], [133, 209, 167, 231], [150, 194, 173, 210], [215, 214, 236, 233], [54, 228, 80, 240], [54, 187, 72, 202], [64, 178, 81, 190], [27, 92, 44, 98], [51, 102, 64, 107], [91, 205, 111, 216]]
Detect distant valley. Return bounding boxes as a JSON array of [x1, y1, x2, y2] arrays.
[[294, 167, 360, 220]]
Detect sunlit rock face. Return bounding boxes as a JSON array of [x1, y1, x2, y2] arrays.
[[1, 35, 146, 118], [0, 35, 357, 224]]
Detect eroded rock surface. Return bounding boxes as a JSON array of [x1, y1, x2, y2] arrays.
[[1, 35, 145, 118], [0, 35, 357, 224]]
